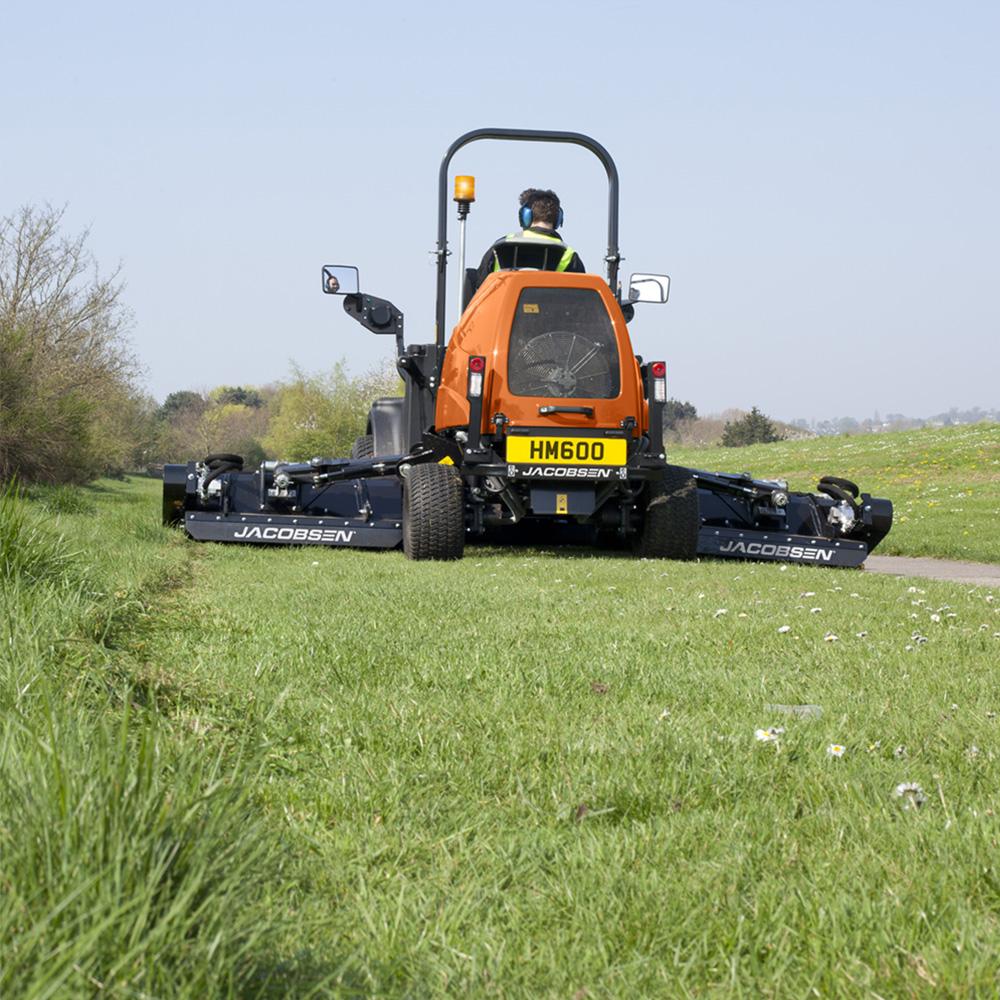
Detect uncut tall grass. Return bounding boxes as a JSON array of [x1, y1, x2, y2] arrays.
[[0, 482, 305, 998]]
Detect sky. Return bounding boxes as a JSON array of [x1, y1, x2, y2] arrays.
[[3, 0, 998, 422]]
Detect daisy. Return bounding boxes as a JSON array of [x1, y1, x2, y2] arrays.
[[894, 782, 926, 810], [777, 625, 792, 634], [826, 744, 846, 757], [755, 727, 784, 743]]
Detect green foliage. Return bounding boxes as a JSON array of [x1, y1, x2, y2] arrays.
[[264, 360, 400, 461], [156, 390, 207, 423], [721, 405, 784, 447], [663, 397, 697, 431], [0, 206, 142, 485], [210, 384, 264, 409]]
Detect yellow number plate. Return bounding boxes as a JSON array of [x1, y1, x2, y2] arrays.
[[506, 436, 627, 466]]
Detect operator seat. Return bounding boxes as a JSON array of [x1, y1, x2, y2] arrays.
[[463, 238, 575, 311], [489, 238, 569, 273]]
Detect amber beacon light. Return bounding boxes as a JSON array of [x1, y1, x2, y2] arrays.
[[453, 175, 476, 203]]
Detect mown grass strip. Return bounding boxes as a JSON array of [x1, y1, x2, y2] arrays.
[[138, 524, 1000, 996]]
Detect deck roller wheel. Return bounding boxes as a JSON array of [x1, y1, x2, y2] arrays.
[[634, 464, 699, 560], [204, 453, 244, 470], [818, 477, 861, 512], [402, 462, 465, 560], [818, 475, 859, 498]]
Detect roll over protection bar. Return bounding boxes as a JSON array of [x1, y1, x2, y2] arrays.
[[435, 128, 622, 350]]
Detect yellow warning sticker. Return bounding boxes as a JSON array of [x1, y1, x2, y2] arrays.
[[438, 456, 455, 465], [523, 303, 539, 314]]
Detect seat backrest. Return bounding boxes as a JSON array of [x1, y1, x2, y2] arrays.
[[492, 238, 567, 273]]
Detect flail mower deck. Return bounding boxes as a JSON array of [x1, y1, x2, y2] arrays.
[[164, 128, 892, 566]]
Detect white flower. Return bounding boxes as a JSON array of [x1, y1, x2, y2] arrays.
[[824, 633, 839, 642], [800, 591, 816, 598], [311, 560, 320, 567], [894, 745, 907, 758], [866, 740, 882, 753], [968, 745, 981, 759], [930, 613, 941, 623], [658, 708, 671, 722], [777, 625, 792, 634], [714, 608, 728, 618], [856, 631, 868, 638], [827, 744, 846, 757], [755, 727, 784, 743], [810, 607, 823, 614], [894, 782, 926, 810]]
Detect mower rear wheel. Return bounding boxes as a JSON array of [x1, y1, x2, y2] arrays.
[[634, 465, 699, 560], [351, 435, 375, 459], [403, 463, 465, 560]]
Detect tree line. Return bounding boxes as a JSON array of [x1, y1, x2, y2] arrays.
[[0, 206, 399, 485]]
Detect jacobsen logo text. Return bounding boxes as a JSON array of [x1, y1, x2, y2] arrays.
[[509, 465, 621, 480], [719, 540, 835, 562], [233, 525, 356, 543]]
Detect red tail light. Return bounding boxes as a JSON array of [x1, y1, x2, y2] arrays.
[[468, 356, 485, 397], [651, 361, 666, 403]]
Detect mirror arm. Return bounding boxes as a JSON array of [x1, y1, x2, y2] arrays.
[[343, 293, 405, 356]]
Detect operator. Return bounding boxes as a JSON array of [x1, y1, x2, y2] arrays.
[[474, 188, 585, 289]]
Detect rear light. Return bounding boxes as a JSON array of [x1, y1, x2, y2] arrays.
[[651, 361, 666, 403], [468, 356, 486, 397]]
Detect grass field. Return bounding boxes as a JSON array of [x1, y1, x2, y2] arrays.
[[671, 422, 1000, 563], [3, 425, 999, 997]]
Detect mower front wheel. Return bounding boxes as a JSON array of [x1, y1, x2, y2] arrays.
[[634, 465, 699, 560], [351, 435, 375, 459], [402, 463, 465, 560]]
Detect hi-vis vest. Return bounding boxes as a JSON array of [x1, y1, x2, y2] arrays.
[[491, 229, 577, 273]]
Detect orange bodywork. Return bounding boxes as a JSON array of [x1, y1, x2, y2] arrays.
[[434, 271, 647, 438]]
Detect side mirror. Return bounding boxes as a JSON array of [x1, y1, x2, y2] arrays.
[[627, 273, 670, 304], [322, 264, 360, 295]]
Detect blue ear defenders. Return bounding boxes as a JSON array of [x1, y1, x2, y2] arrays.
[[519, 203, 564, 229]]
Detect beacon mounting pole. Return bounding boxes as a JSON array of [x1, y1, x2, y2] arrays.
[[453, 175, 475, 321]]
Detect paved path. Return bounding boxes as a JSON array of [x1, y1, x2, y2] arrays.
[[864, 555, 1000, 588]]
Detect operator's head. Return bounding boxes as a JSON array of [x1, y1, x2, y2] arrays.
[[519, 188, 563, 230]]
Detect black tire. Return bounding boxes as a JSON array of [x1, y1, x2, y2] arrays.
[[818, 475, 859, 498], [818, 481, 860, 512], [204, 452, 244, 470], [351, 435, 375, 460], [402, 463, 465, 560], [633, 465, 699, 560]]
